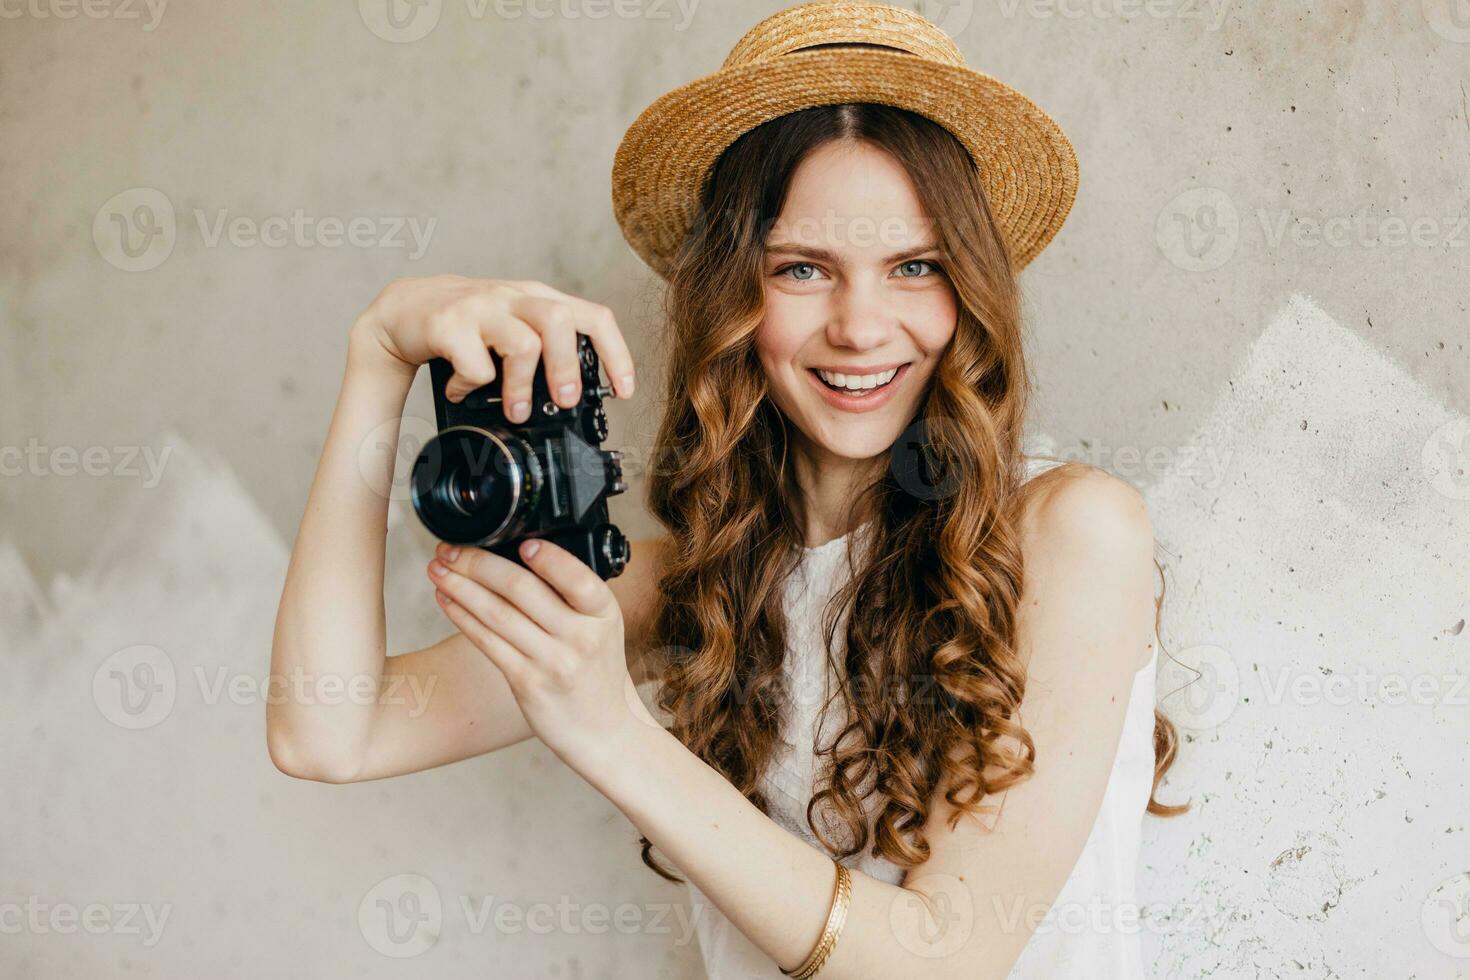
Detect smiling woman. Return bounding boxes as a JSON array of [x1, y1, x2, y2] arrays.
[[267, 3, 1187, 979], [756, 138, 958, 444], [631, 91, 1185, 978]]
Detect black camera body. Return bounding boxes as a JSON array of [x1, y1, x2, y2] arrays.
[[409, 334, 631, 579]]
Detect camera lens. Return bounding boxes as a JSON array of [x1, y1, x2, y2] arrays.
[[447, 466, 492, 516], [410, 426, 542, 544]]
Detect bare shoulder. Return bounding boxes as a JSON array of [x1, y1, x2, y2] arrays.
[[608, 533, 673, 681], [1015, 464, 1157, 675], [1017, 462, 1153, 562]]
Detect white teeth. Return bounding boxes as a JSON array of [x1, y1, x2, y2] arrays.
[[815, 367, 899, 391]]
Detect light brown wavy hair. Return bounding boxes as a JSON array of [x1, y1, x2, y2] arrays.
[[637, 102, 1189, 883]]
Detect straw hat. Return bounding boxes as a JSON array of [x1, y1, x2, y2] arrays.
[[610, 0, 1079, 280]]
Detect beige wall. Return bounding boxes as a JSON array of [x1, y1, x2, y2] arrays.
[[3, 1, 1468, 976]]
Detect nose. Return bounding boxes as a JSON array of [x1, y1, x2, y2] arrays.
[[826, 275, 897, 351]]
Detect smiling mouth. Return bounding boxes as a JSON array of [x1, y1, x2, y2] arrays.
[[809, 366, 906, 396]]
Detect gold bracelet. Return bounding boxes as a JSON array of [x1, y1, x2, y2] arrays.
[[780, 859, 852, 980]]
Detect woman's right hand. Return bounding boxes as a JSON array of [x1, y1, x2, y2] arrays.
[[349, 275, 637, 420]]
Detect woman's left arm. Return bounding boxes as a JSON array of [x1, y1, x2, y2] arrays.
[[427, 470, 1159, 980]]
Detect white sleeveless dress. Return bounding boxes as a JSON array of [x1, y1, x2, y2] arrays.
[[686, 455, 1161, 978]]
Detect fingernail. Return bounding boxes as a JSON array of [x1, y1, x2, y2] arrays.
[[619, 373, 635, 398], [511, 401, 529, 421], [521, 539, 541, 558], [557, 382, 577, 404], [429, 560, 447, 577], [444, 545, 460, 562]]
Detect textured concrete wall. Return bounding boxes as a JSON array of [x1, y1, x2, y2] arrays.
[[2, 1, 1467, 977]]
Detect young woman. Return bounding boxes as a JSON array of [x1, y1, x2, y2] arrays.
[[268, 3, 1186, 977]]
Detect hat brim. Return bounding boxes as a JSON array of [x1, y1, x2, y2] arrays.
[[611, 46, 1079, 280]]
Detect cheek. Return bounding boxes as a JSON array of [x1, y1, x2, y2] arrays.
[[911, 290, 959, 351], [753, 301, 810, 373]]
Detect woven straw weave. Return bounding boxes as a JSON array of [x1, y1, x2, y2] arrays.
[[611, 1, 1079, 279]]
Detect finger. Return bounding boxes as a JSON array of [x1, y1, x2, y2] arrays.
[[435, 588, 529, 687], [433, 317, 497, 404], [516, 537, 614, 618], [484, 315, 543, 424], [508, 295, 586, 410], [509, 283, 637, 400], [430, 559, 554, 654], [437, 543, 578, 639]]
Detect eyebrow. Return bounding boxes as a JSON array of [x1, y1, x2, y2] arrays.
[[763, 241, 944, 265]]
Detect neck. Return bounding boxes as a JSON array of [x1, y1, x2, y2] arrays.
[[790, 435, 883, 549]]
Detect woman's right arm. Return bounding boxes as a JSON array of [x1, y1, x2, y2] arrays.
[[266, 276, 649, 784]]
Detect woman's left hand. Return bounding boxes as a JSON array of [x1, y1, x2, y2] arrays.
[[426, 537, 658, 768]]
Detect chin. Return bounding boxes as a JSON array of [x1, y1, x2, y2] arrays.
[[808, 423, 907, 463]]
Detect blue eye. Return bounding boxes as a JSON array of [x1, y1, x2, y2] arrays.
[[897, 259, 940, 278], [777, 262, 823, 281]]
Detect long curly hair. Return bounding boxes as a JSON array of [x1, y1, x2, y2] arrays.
[[637, 103, 1188, 883]]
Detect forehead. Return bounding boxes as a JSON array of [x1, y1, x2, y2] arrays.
[[768, 140, 937, 251]]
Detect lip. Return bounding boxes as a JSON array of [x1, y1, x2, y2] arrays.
[[806, 362, 911, 413], [808, 361, 910, 375]]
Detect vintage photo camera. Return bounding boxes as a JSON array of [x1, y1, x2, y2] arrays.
[[409, 334, 631, 579]]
